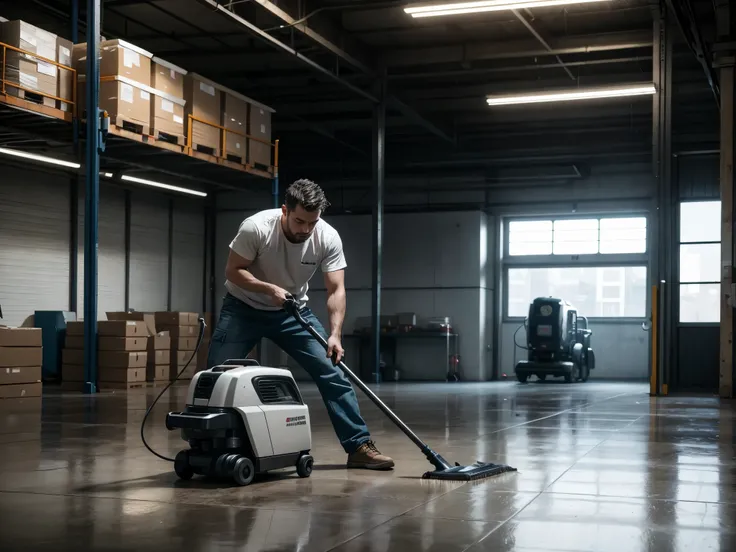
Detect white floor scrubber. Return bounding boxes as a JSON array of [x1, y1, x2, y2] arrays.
[[164, 358, 314, 486]]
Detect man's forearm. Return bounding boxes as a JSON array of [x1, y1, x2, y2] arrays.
[[326, 287, 346, 337], [228, 267, 276, 297]]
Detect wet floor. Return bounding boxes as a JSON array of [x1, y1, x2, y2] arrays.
[[0, 380, 734, 551]]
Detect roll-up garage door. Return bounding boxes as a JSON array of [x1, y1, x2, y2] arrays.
[[76, 183, 126, 318], [0, 165, 71, 326], [171, 199, 206, 312], [129, 191, 169, 312]]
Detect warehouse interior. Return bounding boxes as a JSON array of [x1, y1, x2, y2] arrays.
[[0, 0, 734, 550]]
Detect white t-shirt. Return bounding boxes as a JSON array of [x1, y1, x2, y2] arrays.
[[226, 208, 347, 310]]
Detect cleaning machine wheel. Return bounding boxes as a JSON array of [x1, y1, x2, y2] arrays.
[[174, 450, 194, 481], [517, 373, 528, 383], [233, 456, 255, 486], [296, 454, 314, 478]]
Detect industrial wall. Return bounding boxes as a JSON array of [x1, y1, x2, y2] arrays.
[[213, 195, 493, 381], [0, 163, 207, 326]]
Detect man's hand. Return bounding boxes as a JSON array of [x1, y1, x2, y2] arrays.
[[326, 335, 344, 365], [268, 284, 290, 307]]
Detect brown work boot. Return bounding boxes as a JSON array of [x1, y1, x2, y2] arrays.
[[347, 440, 395, 470]]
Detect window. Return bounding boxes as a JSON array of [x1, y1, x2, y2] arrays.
[[679, 201, 721, 323], [507, 216, 647, 256], [508, 220, 552, 256], [507, 266, 647, 318]]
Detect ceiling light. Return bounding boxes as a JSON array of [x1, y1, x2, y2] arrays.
[[486, 84, 656, 106], [0, 147, 81, 169], [120, 175, 207, 197], [101, 172, 114, 178], [405, 0, 609, 18]]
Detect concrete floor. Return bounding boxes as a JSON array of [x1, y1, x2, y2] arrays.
[[0, 380, 734, 551]]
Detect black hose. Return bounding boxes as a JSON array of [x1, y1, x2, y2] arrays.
[[140, 317, 207, 463], [513, 318, 530, 351]]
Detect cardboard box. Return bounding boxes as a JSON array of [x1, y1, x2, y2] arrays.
[[249, 103, 273, 168], [151, 57, 186, 98], [66, 321, 84, 336], [158, 325, 200, 338], [106, 312, 156, 336], [73, 39, 152, 85], [98, 320, 148, 338], [64, 335, 83, 349], [98, 337, 148, 351], [183, 73, 221, 154], [56, 36, 73, 112], [78, 75, 152, 131], [155, 312, 199, 327], [62, 364, 84, 381], [172, 350, 194, 366], [98, 351, 147, 368], [0, 327, 42, 347], [0, 365, 42, 385], [148, 333, 171, 351], [148, 364, 170, 382], [99, 367, 146, 383], [62, 348, 83, 365], [0, 20, 58, 108], [173, 337, 198, 351], [0, 347, 43, 367], [223, 92, 248, 161], [148, 349, 171, 366], [0, 382, 42, 399], [151, 89, 185, 140]]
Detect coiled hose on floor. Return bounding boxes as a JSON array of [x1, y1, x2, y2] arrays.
[[140, 317, 207, 462]]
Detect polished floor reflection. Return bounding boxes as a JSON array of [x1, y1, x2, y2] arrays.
[[1, 381, 735, 551]]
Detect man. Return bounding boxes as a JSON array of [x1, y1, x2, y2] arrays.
[[208, 178, 394, 470]]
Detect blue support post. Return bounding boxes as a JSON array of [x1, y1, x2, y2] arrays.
[[272, 175, 279, 208], [83, 0, 101, 394]]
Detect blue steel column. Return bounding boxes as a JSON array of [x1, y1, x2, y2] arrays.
[[68, 0, 80, 314], [83, 0, 101, 394], [371, 73, 387, 383]]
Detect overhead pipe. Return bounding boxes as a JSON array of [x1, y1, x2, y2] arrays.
[[200, 0, 378, 103]]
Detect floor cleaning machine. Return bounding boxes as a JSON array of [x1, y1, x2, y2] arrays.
[[142, 300, 515, 484], [514, 296, 595, 383]]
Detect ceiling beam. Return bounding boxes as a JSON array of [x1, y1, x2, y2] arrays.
[[221, 0, 456, 145]]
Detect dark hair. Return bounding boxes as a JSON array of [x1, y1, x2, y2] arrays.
[[284, 179, 330, 212]]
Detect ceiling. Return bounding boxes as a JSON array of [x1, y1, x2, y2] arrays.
[[0, 0, 722, 202]]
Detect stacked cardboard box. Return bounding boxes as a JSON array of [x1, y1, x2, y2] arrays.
[[155, 312, 199, 381], [74, 39, 154, 132], [150, 56, 187, 144], [61, 321, 85, 389], [248, 100, 274, 169], [184, 73, 222, 156], [0, 326, 43, 399], [0, 20, 59, 108], [148, 330, 171, 384], [97, 320, 148, 388], [222, 91, 248, 164], [56, 36, 73, 112]]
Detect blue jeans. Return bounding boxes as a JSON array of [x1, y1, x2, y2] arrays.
[[207, 293, 371, 454]]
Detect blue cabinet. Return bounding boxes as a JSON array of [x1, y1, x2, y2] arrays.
[[34, 311, 77, 380]]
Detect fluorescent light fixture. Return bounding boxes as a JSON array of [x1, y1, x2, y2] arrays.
[[405, 0, 609, 18], [101, 172, 114, 178], [120, 174, 207, 197], [0, 147, 81, 169], [486, 84, 656, 106]]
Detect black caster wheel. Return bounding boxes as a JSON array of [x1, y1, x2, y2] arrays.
[[174, 450, 193, 481], [233, 456, 255, 486], [296, 454, 314, 478], [517, 373, 528, 383]]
